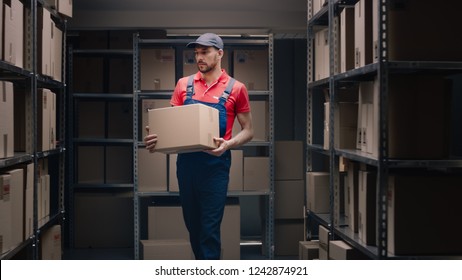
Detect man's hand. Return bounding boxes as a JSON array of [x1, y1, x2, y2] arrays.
[[144, 126, 158, 153], [205, 137, 229, 157]]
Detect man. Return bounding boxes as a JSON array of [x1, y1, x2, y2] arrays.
[[144, 33, 254, 259]]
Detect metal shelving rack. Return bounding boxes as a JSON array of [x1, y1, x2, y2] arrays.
[[132, 33, 275, 260], [0, 0, 67, 260], [306, 0, 462, 259]]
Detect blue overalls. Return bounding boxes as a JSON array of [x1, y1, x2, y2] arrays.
[[176, 75, 236, 260]]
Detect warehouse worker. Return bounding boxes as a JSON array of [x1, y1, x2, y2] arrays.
[[144, 33, 254, 260]]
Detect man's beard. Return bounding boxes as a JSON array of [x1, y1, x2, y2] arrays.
[[198, 60, 218, 74]]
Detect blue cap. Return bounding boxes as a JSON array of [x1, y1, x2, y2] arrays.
[[187, 33, 224, 49]]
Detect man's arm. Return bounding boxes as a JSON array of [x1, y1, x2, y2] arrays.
[[207, 111, 254, 157]]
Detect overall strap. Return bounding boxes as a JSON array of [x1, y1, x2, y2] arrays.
[[219, 78, 236, 104], [186, 74, 195, 98]]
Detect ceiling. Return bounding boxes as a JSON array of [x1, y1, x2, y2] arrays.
[[69, 0, 307, 37]]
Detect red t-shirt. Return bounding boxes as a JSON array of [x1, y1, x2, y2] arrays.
[[170, 70, 250, 140]]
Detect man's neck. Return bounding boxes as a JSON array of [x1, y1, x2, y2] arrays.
[[201, 68, 222, 86]]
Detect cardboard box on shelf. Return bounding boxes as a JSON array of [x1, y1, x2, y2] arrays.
[[0, 174, 12, 254], [57, 0, 73, 18], [38, 7, 52, 77], [340, 7, 355, 72], [233, 49, 268, 90], [233, 100, 268, 142], [299, 240, 319, 260], [41, 224, 62, 260], [306, 172, 330, 214], [329, 240, 365, 260], [0, 81, 14, 158], [6, 168, 24, 249], [318, 225, 330, 260], [3, 0, 23, 67], [141, 239, 193, 260], [314, 27, 329, 81], [141, 99, 171, 139], [243, 157, 269, 191], [137, 148, 167, 192], [23, 163, 34, 239], [347, 161, 359, 233], [354, 0, 373, 68], [140, 48, 176, 90], [358, 170, 376, 246], [148, 104, 219, 154]]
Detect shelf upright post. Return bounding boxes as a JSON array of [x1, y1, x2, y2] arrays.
[[377, 0, 390, 259], [133, 32, 141, 260]]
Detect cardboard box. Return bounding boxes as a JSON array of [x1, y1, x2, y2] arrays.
[[318, 225, 329, 260], [275, 219, 304, 256], [299, 240, 319, 260], [141, 98, 171, 139], [141, 239, 194, 260], [314, 27, 329, 81], [52, 24, 63, 81], [233, 49, 268, 90], [57, 0, 72, 18], [275, 180, 305, 219], [387, 175, 462, 255], [13, 86, 26, 153], [41, 224, 62, 260], [0, 174, 12, 254], [275, 141, 303, 180], [3, 0, 23, 67], [229, 150, 243, 192], [243, 157, 269, 191], [347, 161, 359, 232], [1, 81, 14, 158], [23, 163, 34, 239], [329, 240, 365, 260], [306, 172, 330, 214], [334, 102, 358, 150], [37, 89, 51, 152], [233, 100, 268, 142], [6, 168, 24, 249], [140, 48, 176, 90], [138, 148, 167, 192], [340, 7, 355, 72], [0, 0, 3, 60], [358, 170, 376, 246], [354, 0, 373, 68], [357, 80, 379, 155], [148, 104, 219, 154]]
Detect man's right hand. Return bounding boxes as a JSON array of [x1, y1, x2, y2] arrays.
[[144, 126, 158, 153]]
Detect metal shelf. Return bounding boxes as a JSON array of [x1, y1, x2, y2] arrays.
[[73, 93, 133, 99], [0, 153, 33, 169], [73, 183, 134, 190]]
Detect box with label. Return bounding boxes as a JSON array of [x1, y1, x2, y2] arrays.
[[141, 239, 194, 260], [41, 224, 62, 260], [140, 48, 176, 90], [3, 0, 23, 67], [148, 103, 219, 154], [306, 172, 330, 214]]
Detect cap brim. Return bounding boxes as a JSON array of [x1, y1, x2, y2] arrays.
[[186, 42, 216, 48]]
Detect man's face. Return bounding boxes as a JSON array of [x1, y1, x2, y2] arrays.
[[194, 46, 222, 74]]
